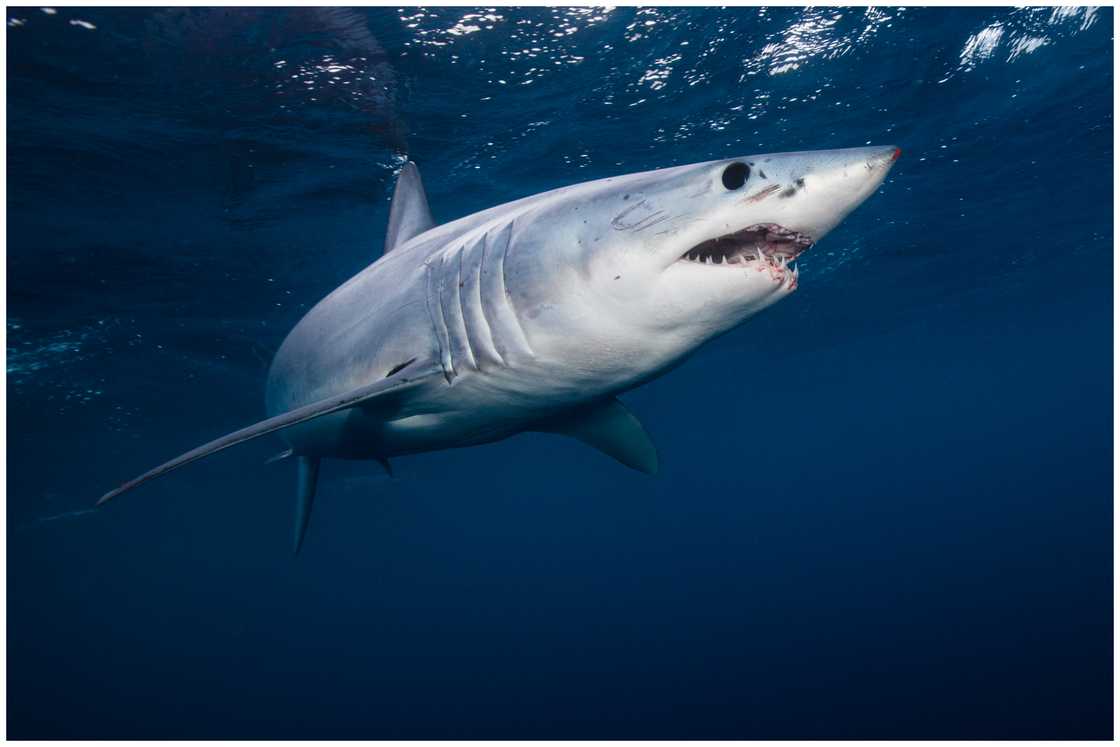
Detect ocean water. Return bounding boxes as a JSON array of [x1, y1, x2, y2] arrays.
[[6, 6, 1113, 739]]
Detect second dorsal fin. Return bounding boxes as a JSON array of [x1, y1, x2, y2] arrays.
[[383, 161, 434, 254]]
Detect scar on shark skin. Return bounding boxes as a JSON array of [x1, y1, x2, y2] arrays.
[[611, 200, 671, 232], [742, 184, 780, 204], [633, 213, 671, 232], [610, 200, 650, 229]]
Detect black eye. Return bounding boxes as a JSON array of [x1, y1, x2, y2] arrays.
[[722, 162, 750, 190]]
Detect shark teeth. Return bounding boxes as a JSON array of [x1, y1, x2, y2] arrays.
[[680, 249, 801, 289], [678, 223, 813, 271], [676, 227, 805, 291]]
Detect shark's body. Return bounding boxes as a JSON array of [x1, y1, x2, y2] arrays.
[[101, 146, 900, 551]]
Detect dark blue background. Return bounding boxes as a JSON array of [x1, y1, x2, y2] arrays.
[[7, 6, 1113, 738]]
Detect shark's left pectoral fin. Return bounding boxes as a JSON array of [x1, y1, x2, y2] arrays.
[[96, 360, 433, 506], [535, 398, 659, 475]]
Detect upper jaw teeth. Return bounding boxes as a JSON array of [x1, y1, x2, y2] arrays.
[[683, 249, 796, 267], [680, 247, 801, 288], [680, 223, 812, 268]]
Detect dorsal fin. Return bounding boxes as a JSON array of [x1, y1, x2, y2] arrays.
[[383, 161, 434, 254]]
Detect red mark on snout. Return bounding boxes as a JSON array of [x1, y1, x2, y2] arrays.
[[891, 147, 902, 162]]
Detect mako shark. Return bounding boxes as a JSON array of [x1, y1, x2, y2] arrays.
[[99, 145, 901, 552]]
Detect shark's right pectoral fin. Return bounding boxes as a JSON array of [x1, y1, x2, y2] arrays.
[[97, 360, 433, 506], [534, 397, 659, 475]]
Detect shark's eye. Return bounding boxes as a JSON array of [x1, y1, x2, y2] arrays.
[[722, 162, 750, 190]]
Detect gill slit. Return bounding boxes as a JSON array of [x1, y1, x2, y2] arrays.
[[496, 221, 534, 356], [474, 230, 506, 367], [436, 255, 459, 378], [426, 258, 455, 383], [455, 249, 479, 370]]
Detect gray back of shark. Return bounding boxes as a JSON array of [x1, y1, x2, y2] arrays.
[[99, 146, 901, 553]]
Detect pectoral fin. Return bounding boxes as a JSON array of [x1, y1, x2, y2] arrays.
[[97, 360, 432, 506], [535, 398, 659, 475]]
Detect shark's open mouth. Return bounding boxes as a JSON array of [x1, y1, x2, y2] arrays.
[[679, 223, 813, 267]]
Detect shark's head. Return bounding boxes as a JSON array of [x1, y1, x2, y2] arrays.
[[591, 145, 900, 330], [506, 145, 899, 386]]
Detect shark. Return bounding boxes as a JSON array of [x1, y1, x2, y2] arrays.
[[98, 145, 901, 552]]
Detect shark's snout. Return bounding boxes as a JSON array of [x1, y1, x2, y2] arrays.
[[864, 145, 902, 172], [781, 144, 900, 242], [831, 144, 902, 178], [667, 145, 900, 276]]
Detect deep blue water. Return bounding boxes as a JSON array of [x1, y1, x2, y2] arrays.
[[6, 6, 1113, 739]]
